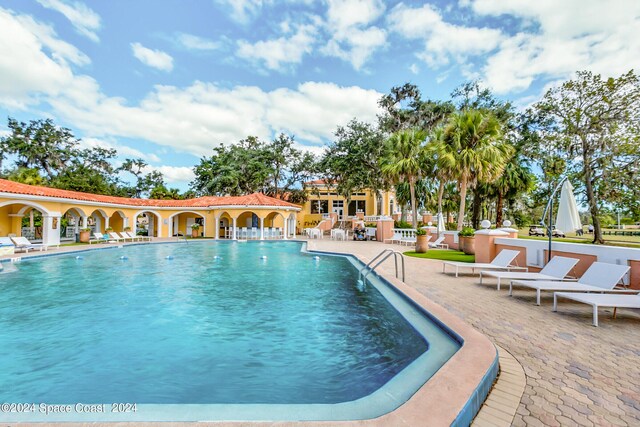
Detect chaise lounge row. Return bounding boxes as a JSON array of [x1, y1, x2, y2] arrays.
[[442, 250, 638, 327]]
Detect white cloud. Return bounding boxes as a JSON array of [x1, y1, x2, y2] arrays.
[[215, 0, 313, 24], [0, 7, 88, 109], [80, 137, 162, 163], [322, 0, 387, 70], [131, 42, 174, 72], [237, 23, 316, 71], [49, 80, 382, 156], [387, 3, 503, 67], [36, 0, 101, 42], [409, 63, 419, 74], [0, 5, 382, 177], [175, 33, 220, 51], [467, 0, 640, 93], [145, 165, 195, 184]]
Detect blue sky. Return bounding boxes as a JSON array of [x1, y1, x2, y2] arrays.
[[1, 0, 638, 190]]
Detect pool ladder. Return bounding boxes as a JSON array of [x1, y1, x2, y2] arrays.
[[359, 249, 405, 284]]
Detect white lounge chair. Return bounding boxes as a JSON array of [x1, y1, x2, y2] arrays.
[[0, 237, 15, 253], [509, 262, 630, 305], [108, 232, 126, 242], [553, 291, 640, 326], [442, 249, 524, 278], [90, 232, 113, 244], [399, 233, 420, 246], [428, 235, 448, 249], [480, 256, 579, 290], [10, 236, 49, 252]]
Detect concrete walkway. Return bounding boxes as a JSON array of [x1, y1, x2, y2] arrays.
[[308, 240, 640, 427]]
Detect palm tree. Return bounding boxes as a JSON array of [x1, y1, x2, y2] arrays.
[[380, 128, 428, 228], [493, 153, 535, 226], [435, 110, 513, 230]]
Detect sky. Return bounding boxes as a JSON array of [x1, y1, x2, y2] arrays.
[[0, 0, 639, 191]]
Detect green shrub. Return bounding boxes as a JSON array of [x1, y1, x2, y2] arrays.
[[445, 222, 457, 231], [459, 226, 476, 237], [394, 220, 413, 229], [415, 228, 427, 235]]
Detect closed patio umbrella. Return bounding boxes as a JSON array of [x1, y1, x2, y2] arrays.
[[555, 181, 582, 234], [436, 212, 446, 235]]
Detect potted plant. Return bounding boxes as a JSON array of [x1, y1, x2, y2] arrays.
[[415, 228, 429, 253], [79, 227, 91, 243], [191, 223, 201, 238], [105, 227, 113, 232], [458, 226, 476, 255]]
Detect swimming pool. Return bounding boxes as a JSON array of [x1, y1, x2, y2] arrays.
[[0, 241, 462, 422]]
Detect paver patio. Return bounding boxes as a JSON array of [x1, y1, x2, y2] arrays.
[[308, 240, 640, 427]]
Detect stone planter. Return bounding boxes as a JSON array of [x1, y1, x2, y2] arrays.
[[191, 229, 200, 238], [415, 234, 429, 253], [459, 236, 475, 255], [79, 230, 90, 243]]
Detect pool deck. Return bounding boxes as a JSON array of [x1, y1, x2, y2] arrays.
[[4, 238, 640, 426], [307, 240, 640, 427]]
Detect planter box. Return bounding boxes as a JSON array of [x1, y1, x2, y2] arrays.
[[459, 236, 475, 255]]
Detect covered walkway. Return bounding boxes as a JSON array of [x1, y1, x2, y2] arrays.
[[0, 179, 301, 247]]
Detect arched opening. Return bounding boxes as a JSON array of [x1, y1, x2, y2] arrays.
[[287, 212, 298, 238], [0, 201, 50, 242], [108, 210, 127, 233], [264, 211, 285, 239], [88, 209, 108, 234], [134, 210, 162, 238], [217, 212, 232, 239], [168, 211, 205, 237], [61, 207, 87, 242], [235, 211, 261, 239]]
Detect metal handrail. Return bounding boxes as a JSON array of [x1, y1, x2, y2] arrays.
[[359, 249, 405, 283]]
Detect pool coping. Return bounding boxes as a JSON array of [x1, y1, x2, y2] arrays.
[[3, 239, 498, 426]]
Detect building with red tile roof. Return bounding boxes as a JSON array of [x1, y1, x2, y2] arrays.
[[0, 179, 300, 247]]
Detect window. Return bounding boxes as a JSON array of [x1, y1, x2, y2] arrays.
[[310, 200, 329, 214], [332, 200, 344, 208], [348, 200, 366, 216]]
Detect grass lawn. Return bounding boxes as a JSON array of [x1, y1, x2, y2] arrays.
[[404, 249, 475, 263]]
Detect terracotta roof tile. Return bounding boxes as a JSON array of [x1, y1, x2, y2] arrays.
[[0, 179, 300, 209]]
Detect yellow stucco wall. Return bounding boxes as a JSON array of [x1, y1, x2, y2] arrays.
[[0, 195, 300, 240]]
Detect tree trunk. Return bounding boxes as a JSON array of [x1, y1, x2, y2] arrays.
[[471, 191, 481, 229], [409, 177, 418, 229], [583, 161, 604, 244], [437, 180, 444, 214], [457, 178, 468, 230], [496, 191, 504, 226]]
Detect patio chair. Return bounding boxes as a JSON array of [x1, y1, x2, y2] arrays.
[[480, 256, 579, 290], [90, 232, 108, 244], [398, 233, 420, 246], [509, 262, 630, 305], [442, 249, 524, 278], [384, 230, 402, 244], [124, 231, 147, 242], [428, 235, 448, 249], [553, 291, 640, 326], [108, 232, 126, 242], [0, 237, 16, 252], [10, 236, 49, 252]]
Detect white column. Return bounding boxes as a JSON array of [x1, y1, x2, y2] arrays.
[[214, 216, 220, 239], [291, 216, 296, 238], [29, 210, 35, 233], [260, 217, 265, 240], [124, 217, 129, 229], [42, 213, 61, 247], [232, 217, 237, 240], [104, 216, 110, 230], [283, 216, 288, 240], [81, 216, 88, 229]]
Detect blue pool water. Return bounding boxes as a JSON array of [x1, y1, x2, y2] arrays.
[[0, 241, 453, 407]]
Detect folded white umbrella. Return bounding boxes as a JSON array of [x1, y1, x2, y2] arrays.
[[555, 180, 582, 234]]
